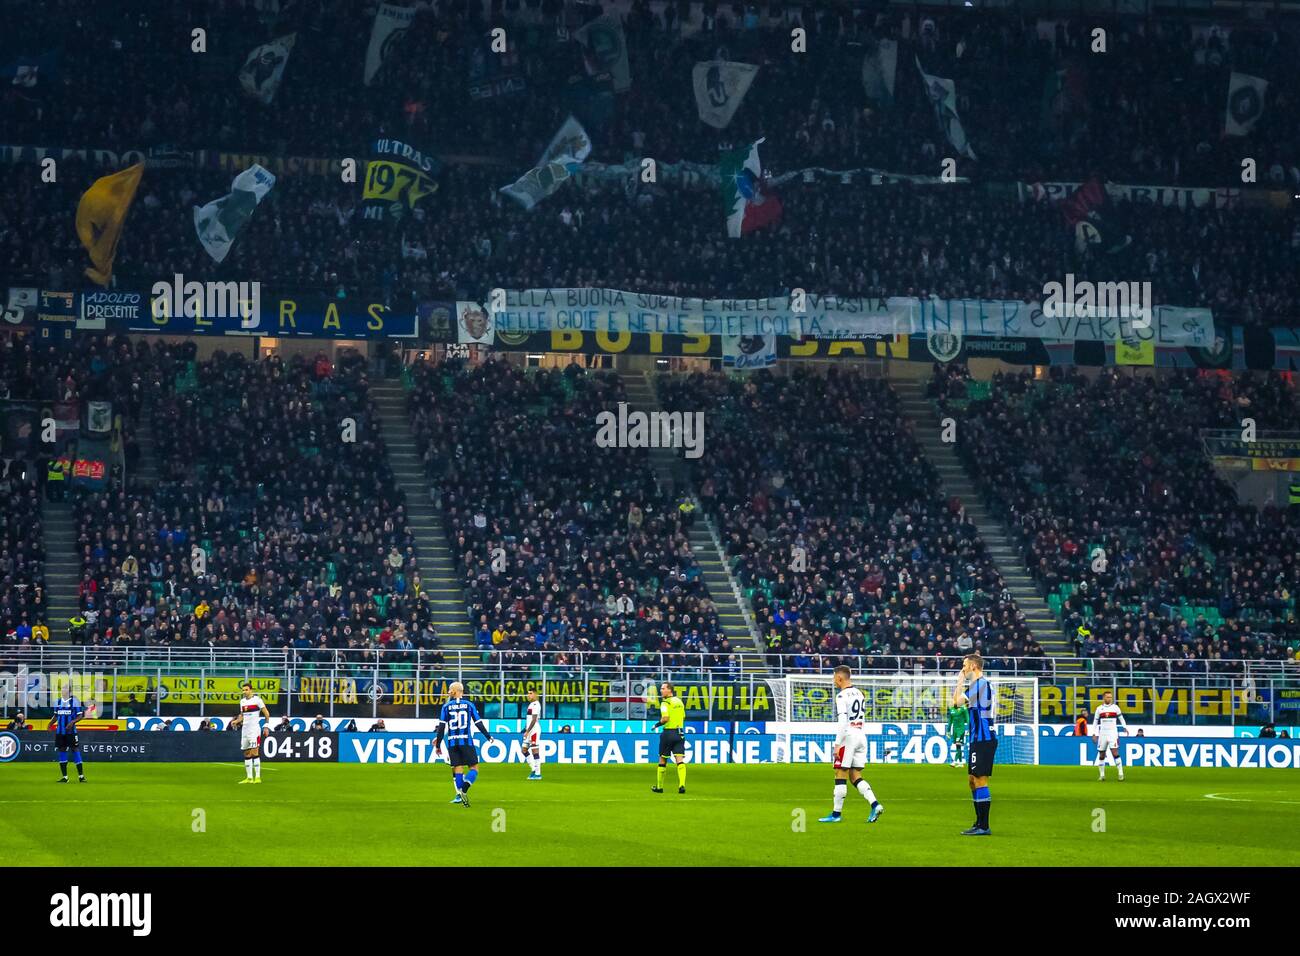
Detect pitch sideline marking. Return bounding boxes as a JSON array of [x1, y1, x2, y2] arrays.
[[1203, 791, 1300, 805]]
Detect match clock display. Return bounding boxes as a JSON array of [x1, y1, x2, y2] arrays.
[[260, 732, 339, 762]]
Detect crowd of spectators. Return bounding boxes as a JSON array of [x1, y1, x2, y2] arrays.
[[4, 1, 1296, 185], [6, 163, 1296, 328], [658, 367, 1043, 670], [2, 3, 1299, 327], [0, 460, 45, 645], [67, 348, 443, 664], [0, 333, 177, 648], [939, 366, 1300, 664], [408, 357, 736, 668]]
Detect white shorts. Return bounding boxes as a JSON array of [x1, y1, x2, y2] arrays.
[[526, 730, 541, 745], [1096, 734, 1119, 752], [835, 735, 868, 770], [240, 725, 261, 752]]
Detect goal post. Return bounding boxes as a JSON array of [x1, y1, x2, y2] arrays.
[[765, 673, 1039, 766]]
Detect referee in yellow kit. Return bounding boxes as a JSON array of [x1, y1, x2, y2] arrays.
[[651, 682, 687, 794]]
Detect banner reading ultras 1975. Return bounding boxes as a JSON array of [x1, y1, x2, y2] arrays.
[[489, 288, 1213, 345], [363, 137, 439, 223]]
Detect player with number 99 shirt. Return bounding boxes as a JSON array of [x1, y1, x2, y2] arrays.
[[819, 665, 885, 825]]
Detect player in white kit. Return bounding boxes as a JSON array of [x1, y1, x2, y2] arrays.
[[819, 665, 885, 824], [233, 682, 271, 784], [1092, 690, 1127, 781], [522, 688, 543, 780]]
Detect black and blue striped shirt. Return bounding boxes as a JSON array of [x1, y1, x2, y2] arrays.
[[53, 696, 83, 735], [967, 677, 997, 743], [439, 698, 482, 746]]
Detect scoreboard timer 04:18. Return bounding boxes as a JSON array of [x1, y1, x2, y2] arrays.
[[260, 733, 336, 761]]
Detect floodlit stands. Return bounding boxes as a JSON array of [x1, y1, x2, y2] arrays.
[[69, 351, 441, 665], [659, 367, 1045, 670], [408, 359, 734, 667], [939, 367, 1300, 665]]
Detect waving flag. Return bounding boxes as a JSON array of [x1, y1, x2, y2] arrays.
[[76, 164, 144, 286], [575, 12, 631, 92], [915, 57, 976, 160], [500, 116, 591, 210], [2, 52, 58, 88], [1224, 72, 1268, 136], [693, 61, 758, 129], [861, 39, 897, 106], [720, 139, 782, 238], [193, 164, 276, 263], [365, 4, 416, 86], [239, 34, 296, 105], [1059, 177, 1131, 256]]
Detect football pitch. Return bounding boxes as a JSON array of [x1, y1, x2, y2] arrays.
[[3, 763, 1298, 867]]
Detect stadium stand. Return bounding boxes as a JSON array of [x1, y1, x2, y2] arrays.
[[3, 2, 1298, 186], [407, 358, 741, 670], [657, 367, 1046, 671], [1, 4, 1299, 328], [937, 367, 1300, 666], [66, 350, 443, 665]]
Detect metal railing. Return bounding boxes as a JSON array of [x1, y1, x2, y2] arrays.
[[2, 645, 1295, 680], [1, 660, 1293, 727]]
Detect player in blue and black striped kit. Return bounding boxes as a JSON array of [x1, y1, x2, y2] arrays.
[[435, 682, 493, 808], [952, 654, 996, 835], [52, 686, 86, 783]]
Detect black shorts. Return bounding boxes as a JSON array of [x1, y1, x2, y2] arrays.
[[54, 733, 79, 751], [658, 730, 685, 758], [968, 737, 997, 777], [446, 744, 479, 767]]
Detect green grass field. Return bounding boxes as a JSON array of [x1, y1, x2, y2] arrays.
[[3, 762, 1298, 866]]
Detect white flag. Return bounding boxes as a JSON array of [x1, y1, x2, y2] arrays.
[[193, 164, 276, 263], [365, 4, 416, 86], [723, 333, 777, 370], [87, 401, 113, 433], [1224, 72, 1268, 136], [500, 116, 592, 210], [239, 34, 296, 105], [916, 57, 976, 160], [862, 39, 897, 104], [693, 61, 758, 129]]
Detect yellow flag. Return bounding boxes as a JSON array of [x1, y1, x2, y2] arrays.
[[75, 163, 144, 286], [1115, 336, 1154, 366]]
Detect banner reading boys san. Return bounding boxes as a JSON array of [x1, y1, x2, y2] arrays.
[[489, 288, 1215, 345]]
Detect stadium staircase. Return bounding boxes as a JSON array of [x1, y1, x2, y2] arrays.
[[621, 370, 769, 675], [370, 379, 477, 655], [131, 410, 159, 486], [892, 379, 1082, 672], [42, 500, 80, 642]]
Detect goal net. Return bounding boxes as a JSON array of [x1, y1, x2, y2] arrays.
[[766, 673, 1039, 766]]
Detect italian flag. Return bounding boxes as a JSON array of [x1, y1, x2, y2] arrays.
[[720, 138, 782, 237]]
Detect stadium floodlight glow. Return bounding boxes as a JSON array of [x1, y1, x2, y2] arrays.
[[767, 673, 1039, 766]]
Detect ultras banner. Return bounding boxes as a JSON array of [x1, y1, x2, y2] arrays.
[[485, 288, 1214, 345]]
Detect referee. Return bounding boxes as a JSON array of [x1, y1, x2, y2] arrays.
[[651, 682, 687, 794], [952, 654, 996, 835]]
